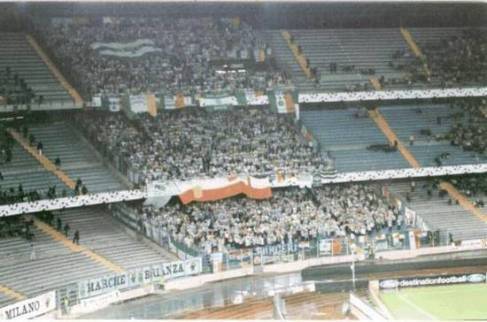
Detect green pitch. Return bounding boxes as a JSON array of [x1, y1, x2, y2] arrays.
[[380, 284, 487, 320]]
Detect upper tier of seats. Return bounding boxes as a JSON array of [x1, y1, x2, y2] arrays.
[[0, 32, 73, 109], [407, 27, 487, 88], [266, 28, 414, 92], [292, 29, 412, 92], [34, 17, 288, 99], [267, 27, 487, 93]]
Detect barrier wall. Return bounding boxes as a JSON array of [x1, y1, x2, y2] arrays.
[[0, 190, 145, 217], [349, 292, 387, 321], [78, 258, 202, 299], [0, 291, 56, 320], [299, 86, 487, 103], [302, 250, 487, 283], [1, 162, 485, 217], [2, 239, 487, 318], [378, 272, 487, 290], [375, 241, 487, 260], [67, 284, 156, 318], [94, 86, 487, 112]]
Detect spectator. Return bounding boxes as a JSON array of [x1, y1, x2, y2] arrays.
[[63, 223, 70, 237], [133, 183, 400, 254], [72, 230, 80, 245], [55, 157, 61, 168], [75, 108, 329, 184], [35, 17, 289, 99], [36, 141, 43, 155], [56, 217, 62, 231]]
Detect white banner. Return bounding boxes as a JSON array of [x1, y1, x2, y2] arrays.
[[91, 96, 102, 108], [129, 95, 148, 114], [0, 291, 56, 320], [164, 96, 176, 110], [404, 207, 417, 226], [248, 176, 271, 189], [199, 96, 238, 107], [91, 39, 162, 58], [108, 96, 120, 112], [245, 90, 269, 106], [409, 231, 417, 250], [319, 239, 333, 255], [79, 258, 202, 298], [460, 239, 487, 248], [91, 39, 156, 51]]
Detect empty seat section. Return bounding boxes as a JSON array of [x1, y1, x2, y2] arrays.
[[28, 122, 126, 193], [301, 108, 410, 172]]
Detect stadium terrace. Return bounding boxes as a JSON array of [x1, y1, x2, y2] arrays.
[[0, 1, 486, 320]]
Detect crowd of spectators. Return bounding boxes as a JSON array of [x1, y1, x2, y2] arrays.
[[0, 124, 14, 165], [36, 17, 289, 99], [442, 98, 487, 156], [447, 173, 486, 208], [76, 108, 327, 183], [0, 215, 33, 240], [0, 184, 67, 206], [0, 67, 39, 106], [393, 29, 487, 88], [135, 184, 401, 254]]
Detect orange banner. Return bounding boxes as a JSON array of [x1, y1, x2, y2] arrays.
[[284, 93, 295, 113], [146, 93, 157, 117], [175, 93, 185, 109], [179, 181, 272, 204]]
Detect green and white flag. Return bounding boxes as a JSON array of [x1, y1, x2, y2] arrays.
[[275, 91, 287, 114], [129, 95, 148, 114], [91, 39, 162, 58]]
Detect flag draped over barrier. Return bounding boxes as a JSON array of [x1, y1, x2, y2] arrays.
[[198, 94, 239, 107], [101, 95, 121, 112], [129, 95, 148, 114], [179, 177, 272, 204]]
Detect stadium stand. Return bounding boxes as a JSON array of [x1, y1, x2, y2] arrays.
[[0, 33, 74, 109], [379, 103, 484, 167], [405, 27, 487, 88], [0, 205, 175, 307], [0, 252, 112, 304], [448, 173, 486, 209], [266, 29, 414, 92], [1, 5, 487, 318], [75, 108, 326, 184], [27, 122, 126, 193], [136, 184, 401, 254], [55, 206, 175, 270], [0, 140, 66, 203], [34, 17, 288, 99], [301, 107, 410, 172], [263, 31, 316, 92], [389, 180, 487, 242], [0, 217, 72, 267]]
